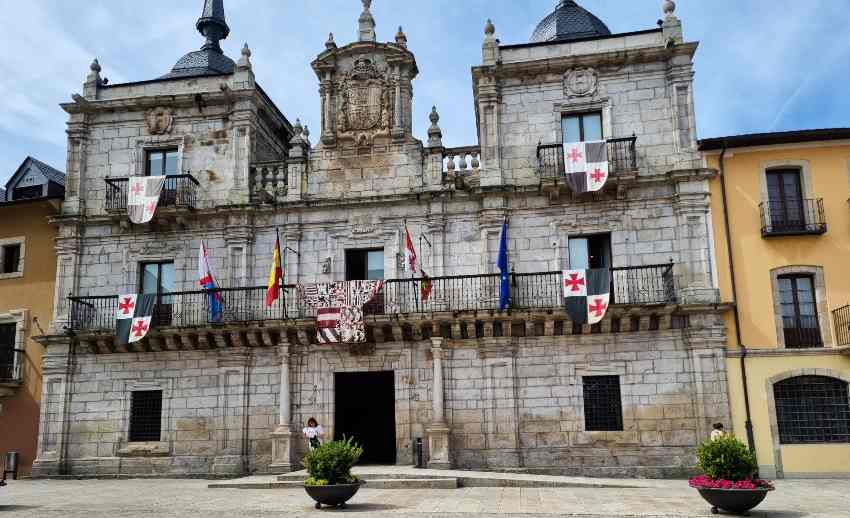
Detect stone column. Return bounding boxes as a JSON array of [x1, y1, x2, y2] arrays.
[[270, 343, 296, 473], [426, 337, 451, 469]]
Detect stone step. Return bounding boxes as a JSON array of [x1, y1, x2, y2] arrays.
[[276, 472, 455, 482], [209, 478, 458, 490]]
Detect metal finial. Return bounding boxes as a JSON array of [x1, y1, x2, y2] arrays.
[[663, 0, 676, 17], [484, 19, 495, 36]]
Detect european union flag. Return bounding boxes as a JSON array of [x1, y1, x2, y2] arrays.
[[497, 219, 510, 311]]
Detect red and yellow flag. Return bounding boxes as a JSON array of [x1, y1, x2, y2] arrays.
[[265, 231, 283, 307]]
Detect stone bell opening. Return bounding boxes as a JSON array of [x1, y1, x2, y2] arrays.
[[334, 371, 397, 465]]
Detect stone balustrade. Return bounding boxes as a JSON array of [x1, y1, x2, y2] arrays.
[[250, 161, 288, 203], [443, 146, 481, 188]]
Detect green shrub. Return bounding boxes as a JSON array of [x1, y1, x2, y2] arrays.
[[697, 435, 757, 481], [302, 437, 363, 485]]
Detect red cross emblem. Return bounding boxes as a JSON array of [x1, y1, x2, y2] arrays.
[[145, 201, 156, 215], [131, 319, 149, 337], [118, 297, 135, 315], [131, 183, 143, 195], [564, 273, 586, 293], [589, 298, 608, 317], [566, 147, 583, 163], [590, 168, 606, 184]]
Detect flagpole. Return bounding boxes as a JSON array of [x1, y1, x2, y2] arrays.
[[277, 227, 285, 319]]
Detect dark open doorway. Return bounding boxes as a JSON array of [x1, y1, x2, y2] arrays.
[[334, 371, 397, 465]]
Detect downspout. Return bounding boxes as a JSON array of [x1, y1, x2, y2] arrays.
[[718, 142, 756, 455]]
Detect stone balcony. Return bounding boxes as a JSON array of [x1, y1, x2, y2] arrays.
[[65, 264, 684, 353]]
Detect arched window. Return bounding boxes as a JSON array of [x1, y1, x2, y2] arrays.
[[774, 376, 850, 444]]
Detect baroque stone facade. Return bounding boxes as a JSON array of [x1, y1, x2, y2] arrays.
[[33, 0, 730, 478]]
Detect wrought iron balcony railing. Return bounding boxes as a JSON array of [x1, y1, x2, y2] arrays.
[[759, 198, 826, 237], [104, 174, 200, 212], [0, 348, 23, 384], [833, 305, 850, 346], [782, 315, 824, 348], [537, 137, 638, 181], [68, 264, 677, 333]]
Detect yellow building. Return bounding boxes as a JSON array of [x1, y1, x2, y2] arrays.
[[701, 129, 850, 479], [0, 157, 64, 477]]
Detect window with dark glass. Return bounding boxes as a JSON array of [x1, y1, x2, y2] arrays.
[[774, 376, 850, 444], [13, 185, 44, 200], [562, 112, 603, 143], [140, 261, 175, 325], [766, 169, 805, 231], [568, 233, 611, 270], [778, 274, 822, 348], [128, 390, 163, 442], [345, 249, 384, 281], [0, 323, 16, 381], [583, 375, 624, 431], [1, 244, 21, 274], [145, 149, 179, 177]]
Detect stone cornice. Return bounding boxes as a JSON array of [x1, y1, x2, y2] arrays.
[[727, 346, 850, 358], [61, 88, 261, 115]]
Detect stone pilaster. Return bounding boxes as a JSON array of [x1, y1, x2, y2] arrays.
[[212, 350, 251, 476], [286, 120, 310, 201], [270, 343, 296, 473], [31, 336, 74, 478], [426, 337, 451, 469]]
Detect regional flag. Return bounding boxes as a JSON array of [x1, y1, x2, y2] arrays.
[[265, 230, 284, 307], [116, 293, 157, 345], [403, 224, 417, 274], [563, 268, 610, 325], [420, 269, 433, 302], [562, 141, 609, 193], [128, 176, 166, 224], [198, 241, 223, 322]]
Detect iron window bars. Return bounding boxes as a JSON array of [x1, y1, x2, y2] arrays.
[[583, 375, 624, 432], [128, 390, 163, 442], [774, 376, 850, 444]]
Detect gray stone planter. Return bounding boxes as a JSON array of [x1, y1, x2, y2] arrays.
[[697, 488, 771, 516], [304, 481, 363, 509]]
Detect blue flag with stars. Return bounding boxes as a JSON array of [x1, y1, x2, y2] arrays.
[[497, 219, 510, 311]]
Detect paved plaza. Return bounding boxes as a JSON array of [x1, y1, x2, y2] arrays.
[[1, 476, 848, 517]]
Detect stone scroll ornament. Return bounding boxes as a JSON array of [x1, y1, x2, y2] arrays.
[[127, 176, 166, 224], [562, 268, 611, 325], [300, 280, 385, 344], [116, 293, 157, 346], [562, 141, 609, 193]]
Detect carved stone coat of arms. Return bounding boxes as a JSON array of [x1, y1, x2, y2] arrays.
[[336, 58, 393, 144]]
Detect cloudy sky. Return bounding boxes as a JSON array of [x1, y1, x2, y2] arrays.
[[2, 0, 849, 185]]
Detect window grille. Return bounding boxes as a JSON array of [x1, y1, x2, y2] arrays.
[[583, 375, 624, 432], [774, 376, 850, 444], [129, 390, 163, 442]]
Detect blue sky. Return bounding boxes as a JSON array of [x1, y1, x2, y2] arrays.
[[2, 0, 850, 185]]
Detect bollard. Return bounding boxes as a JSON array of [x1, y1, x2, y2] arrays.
[[3, 451, 18, 481], [415, 438, 424, 468]]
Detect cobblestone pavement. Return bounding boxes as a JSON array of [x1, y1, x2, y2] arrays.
[[1, 478, 847, 517]]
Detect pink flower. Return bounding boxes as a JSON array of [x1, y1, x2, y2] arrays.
[[688, 476, 775, 491]]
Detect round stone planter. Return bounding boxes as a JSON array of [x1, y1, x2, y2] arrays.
[[304, 481, 363, 509], [697, 488, 771, 516]]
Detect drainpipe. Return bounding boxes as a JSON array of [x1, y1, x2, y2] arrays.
[[719, 142, 756, 455]]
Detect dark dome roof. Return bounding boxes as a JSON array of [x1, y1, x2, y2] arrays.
[[161, 49, 235, 79], [530, 1, 612, 43]]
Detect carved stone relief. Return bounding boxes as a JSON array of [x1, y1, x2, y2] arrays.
[[336, 58, 393, 145], [563, 67, 599, 98], [145, 107, 174, 135]]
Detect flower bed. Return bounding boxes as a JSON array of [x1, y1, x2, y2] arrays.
[[689, 475, 775, 491]]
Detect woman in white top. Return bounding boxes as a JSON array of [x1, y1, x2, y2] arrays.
[[303, 417, 325, 451]]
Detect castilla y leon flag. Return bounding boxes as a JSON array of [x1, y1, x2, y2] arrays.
[[128, 176, 166, 224], [403, 224, 417, 274], [563, 268, 611, 325], [265, 230, 284, 307], [562, 140, 609, 193], [116, 293, 157, 346]]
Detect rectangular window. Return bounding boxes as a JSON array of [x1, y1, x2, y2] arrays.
[[583, 375, 624, 431], [140, 261, 175, 326], [562, 112, 603, 143], [128, 390, 163, 442], [778, 274, 822, 348], [1, 244, 22, 274], [345, 249, 384, 281], [13, 185, 44, 200], [766, 169, 805, 231], [568, 234, 611, 270], [0, 323, 17, 381], [145, 149, 179, 177]]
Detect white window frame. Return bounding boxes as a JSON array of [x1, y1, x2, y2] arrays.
[[0, 309, 29, 384], [0, 236, 26, 280]]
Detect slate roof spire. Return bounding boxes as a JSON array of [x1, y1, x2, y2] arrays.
[[530, 0, 611, 43], [197, 0, 231, 52]]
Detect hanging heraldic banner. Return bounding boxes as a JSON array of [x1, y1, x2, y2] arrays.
[[562, 268, 611, 325], [128, 176, 166, 224], [116, 293, 157, 346], [562, 140, 609, 193]]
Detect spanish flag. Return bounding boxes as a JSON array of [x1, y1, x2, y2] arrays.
[[265, 230, 283, 307]]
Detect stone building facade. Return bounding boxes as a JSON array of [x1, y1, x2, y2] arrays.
[[34, 0, 730, 478]]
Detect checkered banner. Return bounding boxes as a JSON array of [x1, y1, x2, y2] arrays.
[[562, 140, 609, 193], [128, 176, 166, 224], [115, 293, 157, 346], [562, 268, 611, 325]]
